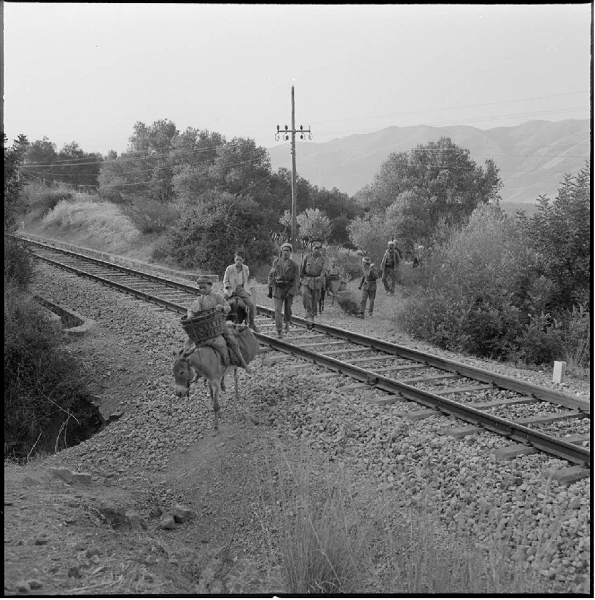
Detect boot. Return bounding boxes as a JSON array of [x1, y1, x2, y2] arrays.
[[284, 321, 290, 332], [277, 330, 283, 339]]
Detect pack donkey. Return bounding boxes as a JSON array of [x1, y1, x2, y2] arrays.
[[172, 325, 259, 433]]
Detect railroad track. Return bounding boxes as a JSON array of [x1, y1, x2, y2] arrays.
[[19, 234, 591, 474]]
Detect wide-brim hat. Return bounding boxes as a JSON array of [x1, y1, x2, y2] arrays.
[[196, 275, 213, 285], [281, 242, 293, 250]]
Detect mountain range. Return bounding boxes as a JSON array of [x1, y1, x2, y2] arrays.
[[267, 119, 590, 205]]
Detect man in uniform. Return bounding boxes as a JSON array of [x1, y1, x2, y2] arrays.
[[300, 240, 328, 329], [186, 276, 251, 372], [267, 242, 299, 338], [357, 256, 379, 318], [223, 250, 260, 332], [380, 240, 401, 295]]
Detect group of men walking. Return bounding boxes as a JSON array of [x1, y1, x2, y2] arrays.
[[185, 240, 403, 359], [265, 238, 402, 335], [267, 239, 326, 336]]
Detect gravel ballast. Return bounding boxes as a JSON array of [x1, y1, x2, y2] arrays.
[[27, 261, 591, 594]]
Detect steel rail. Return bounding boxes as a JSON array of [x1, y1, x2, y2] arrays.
[[30, 253, 187, 312], [255, 306, 590, 414], [20, 236, 200, 294], [257, 332, 590, 466]]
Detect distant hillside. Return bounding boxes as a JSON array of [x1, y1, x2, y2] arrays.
[[267, 120, 590, 204]]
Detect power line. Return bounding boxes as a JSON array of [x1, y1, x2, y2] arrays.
[[21, 140, 242, 167]]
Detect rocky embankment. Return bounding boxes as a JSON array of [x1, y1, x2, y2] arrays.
[[4, 261, 591, 595]]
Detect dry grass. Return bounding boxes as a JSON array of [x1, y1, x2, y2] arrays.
[[255, 448, 582, 595], [40, 198, 140, 254], [258, 450, 371, 594]]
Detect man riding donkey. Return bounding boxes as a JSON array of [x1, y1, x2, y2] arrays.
[[222, 250, 260, 333], [184, 276, 252, 372], [268, 242, 299, 338], [299, 240, 328, 329]]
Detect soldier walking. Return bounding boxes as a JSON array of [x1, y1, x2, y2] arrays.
[[268, 242, 299, 338], [357, 257, 379, 318], [380, 240, 401, 295], [300, 240, 328, 329]]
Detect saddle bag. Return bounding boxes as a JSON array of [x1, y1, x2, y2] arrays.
[[181, 309, 226, 342]]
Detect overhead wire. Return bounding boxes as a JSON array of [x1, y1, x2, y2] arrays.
[[20, 140, 243, 168]]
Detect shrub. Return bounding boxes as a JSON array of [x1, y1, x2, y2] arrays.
[[266, 453, 368, 594], [4, 236, 34, 289], [120, 197, 180, 234], [520, 162, 590, 310], [324, 246, 364, 282], [561, 304, 590, 372], [4, 282, 92, 459], [463, 295, 524, 360], [517, 312, 565, 366], [166, 191, 274, 277], [295, 208, 332, 243], [400, 205, 547, 361], [401, 288, 474, 351], [41, 198, 139, 247], [22, 183, 74, 220], [347, 213, 396, 265]]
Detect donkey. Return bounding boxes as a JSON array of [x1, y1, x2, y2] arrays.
[[172, 325, 259, 433], [226, 295, 248, 325]]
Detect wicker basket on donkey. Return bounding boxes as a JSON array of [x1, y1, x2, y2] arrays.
[[181, 309, 226, 343]]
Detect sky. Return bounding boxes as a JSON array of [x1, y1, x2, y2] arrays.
[[3, 3, 592, 156]]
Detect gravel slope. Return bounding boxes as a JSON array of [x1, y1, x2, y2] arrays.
[[15, 260, 592, 594]]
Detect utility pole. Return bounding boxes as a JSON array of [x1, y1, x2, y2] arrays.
[[276, 85, 312, 251]]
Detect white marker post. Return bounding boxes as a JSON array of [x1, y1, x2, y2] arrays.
[[552, 361, 566, 383]]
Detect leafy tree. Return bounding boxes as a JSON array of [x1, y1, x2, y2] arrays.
[[296, 208, 332, 242], [309, 185, 363, 244], [384, 189, 433, 251], [128, 119, 179, 154], [171, 128, 226, 204], [208, 137, 271, 197], [99, 119, 180, 204], [24, 138, 102, 189], [23, 137, 56, 185], [347, 213, 396, 264], [55, 141, 103, 188], [4, 134, 29, 231], [357, 137, 502, 245], [519, 162, 590, 309], [272, 168, 315, 215], [166, 191, 274, 276]]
